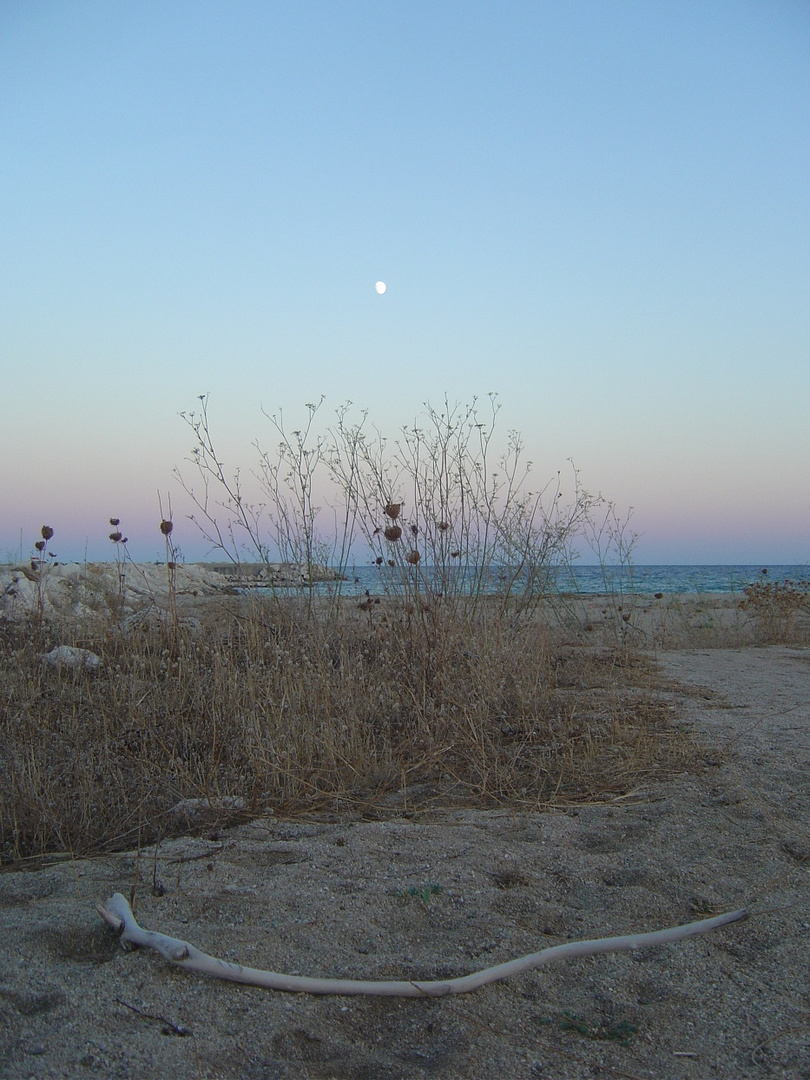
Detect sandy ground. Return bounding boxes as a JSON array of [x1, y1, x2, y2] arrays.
[[1, 634, 809, 1078]]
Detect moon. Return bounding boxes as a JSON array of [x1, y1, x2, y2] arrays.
[[375, 281, 387, 295]]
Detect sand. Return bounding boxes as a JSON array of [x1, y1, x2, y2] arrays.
[[1, 609, 808, 1077]]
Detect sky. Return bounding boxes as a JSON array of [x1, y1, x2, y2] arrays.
[[1, 0, 808, 565]]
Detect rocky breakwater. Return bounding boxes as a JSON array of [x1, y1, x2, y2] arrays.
[[0, 561, 225, 626]]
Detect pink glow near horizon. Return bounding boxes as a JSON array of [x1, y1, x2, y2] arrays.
[[7, 471, 808, 567], [1, 5, 808, 565]]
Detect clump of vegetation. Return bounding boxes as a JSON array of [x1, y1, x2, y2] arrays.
[[538, 1011, 639, 1046], [175, 394, 630, 620], [738, 570, 810, 642], [0, 399, 689, 864], [395, 883, 444, 903], [0, 572, 688, 863]]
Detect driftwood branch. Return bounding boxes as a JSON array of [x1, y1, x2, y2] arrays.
[[97, 892, 747, 998]]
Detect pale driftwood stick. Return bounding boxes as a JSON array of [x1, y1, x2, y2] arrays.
[[97, 892, 747, 998]]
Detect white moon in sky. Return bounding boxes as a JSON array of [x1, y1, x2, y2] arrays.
[[375, 281, 387, 295]]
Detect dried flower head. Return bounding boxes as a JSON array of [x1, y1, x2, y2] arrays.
[[41, 525, 54, 541], [410, 524, 419, 536], [384, 502, 402, 520], [383, 525, 402, 542], [159, 519, 174, 536], [35, 540, 45, 552], [375, 556, 384, 565], [109, 531, 123, 542], [437, 521, 450, 531], [406, 549, 421, 565], [109, 518, 120, 527], [387, 559, 395, 567]]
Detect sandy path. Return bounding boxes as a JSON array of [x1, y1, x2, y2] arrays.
[[1, 646, 808, 1079]]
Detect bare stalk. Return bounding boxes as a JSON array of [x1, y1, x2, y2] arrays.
[[175, 394, 269, 565]]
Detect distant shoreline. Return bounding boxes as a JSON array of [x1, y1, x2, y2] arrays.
[[4, 560, 807, 597]]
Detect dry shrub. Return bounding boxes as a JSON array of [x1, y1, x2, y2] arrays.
[[737, 573, 810, 643], [0, 598, 690, 863]]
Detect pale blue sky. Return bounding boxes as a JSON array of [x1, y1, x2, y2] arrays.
[[1, 0, 808, 564]]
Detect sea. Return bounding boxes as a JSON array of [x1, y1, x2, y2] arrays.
[[253, 564, 809, 599]]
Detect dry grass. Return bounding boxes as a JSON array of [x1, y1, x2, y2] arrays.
[[544, 587, 810, 650], [0, 595, 690, 864], [737, 574, 810, 643]]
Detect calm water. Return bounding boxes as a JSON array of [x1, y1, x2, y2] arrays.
[[256, 564, 808, 598], [549, 564, 808, 595]]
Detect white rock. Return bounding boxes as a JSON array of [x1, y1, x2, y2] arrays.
[[0, 561, 227, 623], [40, 645, 102, 672]]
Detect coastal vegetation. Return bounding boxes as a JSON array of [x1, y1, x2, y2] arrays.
[[1, 400, 807, 866], [174, 394, 636, 614], [1, 551, 688, 863]]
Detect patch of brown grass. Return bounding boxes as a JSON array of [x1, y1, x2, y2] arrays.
[[737, 574, 810, 643], [0, 597, 691, 863]]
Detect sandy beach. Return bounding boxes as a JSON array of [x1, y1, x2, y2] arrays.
[[1, 575, 808, 1079], [6, 4, 809, 1075]]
